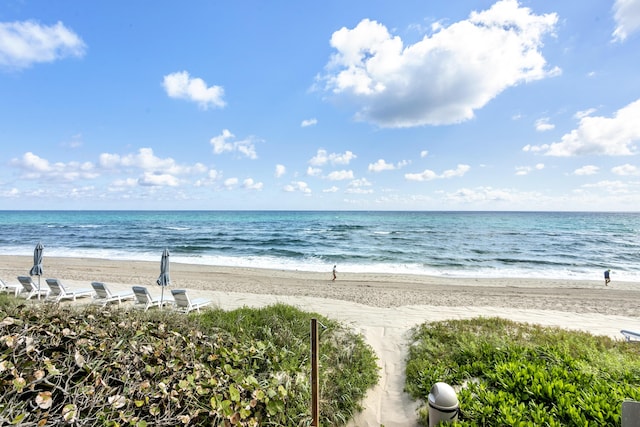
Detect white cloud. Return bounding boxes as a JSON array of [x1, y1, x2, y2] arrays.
[[96, 148, 212, 189], [405, 164, 470, 181], [515, 167, 529, 176], [283, 181, 311, 193], [349, 178, 372, 188], [194, 169, 221, 187], [163, 71, 225, 109], [319, 0, 559, 127], [420, 150, 429, 158], [309, 149, 357, 166], [327, 170, 354, 181], [574, 108, 597, 119], [301, 118, 318, 127], [442, 164, 471, 178], [309, 150, 328, 166], [522, 144, 546, 153], [526, 99, 640, 156], [322, 186, 339, 193], [612, 0, 640, 42], [309, 149, 329, 166], [574, 165, 599, 176], [612, 164, 640, 176], [139, 172, 179, 187], [111, 178, 138, 188], [332, 151, 357, 165], [224, 177, 239, 189], [405, 169, 437, 181], [368, 159, 395, 172], [582, 180, 629, 193], [99, 148, 206, 175], [345, 187, 374, 194], [535, 117, 555, 132], [243, 178, 263, 190], [209, 129, 258, 159], [11, 152, 98, 181], [307, 166, 322, 177], [515, 163, 545, 176], [275, 164, 286, 178], [14, 152, 50, 172], [0, 20, 86, 70], [443, 186, 546, 205], [1, 187, 20, 198], [346, 178, 373, 194]]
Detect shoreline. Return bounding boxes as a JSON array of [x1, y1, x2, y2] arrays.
[[3, 249, 637, 282], [1, 255, 639, 316], [2, 255, 640, 427]]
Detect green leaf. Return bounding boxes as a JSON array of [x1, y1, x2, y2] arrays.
[[12, 377, 26, 392], [229, 385, 240, 402], [11, 413, 26, 424], [221, 400, 234, 417]]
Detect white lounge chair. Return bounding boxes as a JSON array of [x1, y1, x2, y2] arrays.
[[45, 278, 95, 302], [621, 330, 640, 342], [0, 278, 22, 297], [17, 276, 50, 300], [170, 289, 211, 313], [91, 282, 134, 306], [132, 286, 173, 310]]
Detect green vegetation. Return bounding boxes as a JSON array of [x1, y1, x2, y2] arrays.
[[406, 317, 640, 426], [0, 295, 378, 426]]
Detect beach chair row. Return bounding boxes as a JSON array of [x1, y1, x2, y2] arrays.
[[1, 277, 211, 313]]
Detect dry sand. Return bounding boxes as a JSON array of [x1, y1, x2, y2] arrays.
[[2, 255, 640, 427]]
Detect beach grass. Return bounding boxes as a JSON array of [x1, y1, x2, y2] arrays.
[[405, 317, 640, 426], [0, 295, 379, 426]]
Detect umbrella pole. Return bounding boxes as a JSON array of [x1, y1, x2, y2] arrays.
[[37, 275, 41, 300]]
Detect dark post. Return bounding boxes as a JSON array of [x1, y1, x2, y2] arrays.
[[311, 318, 319, 426]]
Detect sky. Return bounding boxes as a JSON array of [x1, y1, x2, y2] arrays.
[[1, 0, 639, 211]]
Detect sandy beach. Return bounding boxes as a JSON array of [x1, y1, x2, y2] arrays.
[[2, 255, 640, 427]]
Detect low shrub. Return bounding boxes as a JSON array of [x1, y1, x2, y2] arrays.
[[406, 317, 640, 426], [0, 299, 378, 426]]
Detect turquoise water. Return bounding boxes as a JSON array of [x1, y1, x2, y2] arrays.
[[0, 211, 638, 281]]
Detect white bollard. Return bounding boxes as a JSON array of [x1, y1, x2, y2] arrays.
[[428, 382, 459, 427], [622, 400, 640, 427]]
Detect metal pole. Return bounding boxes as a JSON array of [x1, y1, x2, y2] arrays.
[[311, 318, 319, 426]]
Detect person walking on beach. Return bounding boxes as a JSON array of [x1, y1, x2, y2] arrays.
[[332, 265, 337, 281], [604, 269, 611, 286]]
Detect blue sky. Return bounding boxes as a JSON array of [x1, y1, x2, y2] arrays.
[[1, 0, 639, 211]]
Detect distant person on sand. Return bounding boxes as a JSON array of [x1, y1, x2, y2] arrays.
[[332, 265, 337, 281], [604, 269, 611, 286]]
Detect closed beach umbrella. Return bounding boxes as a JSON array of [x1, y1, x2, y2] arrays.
[[29, 242, 44, 299], [157, 248, 171, 306]]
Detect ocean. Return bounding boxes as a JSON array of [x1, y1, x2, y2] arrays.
[[0, 211, 638, 282]]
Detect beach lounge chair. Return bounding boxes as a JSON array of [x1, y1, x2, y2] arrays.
[[132, 286, 173, 310], [0, 278, 22, 297], [17, 276, 50, 299], [170, 289, 211, 313], [621, 330, 640, 342], [91, 282, 134, 306], [45, 278, 95, 302]]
